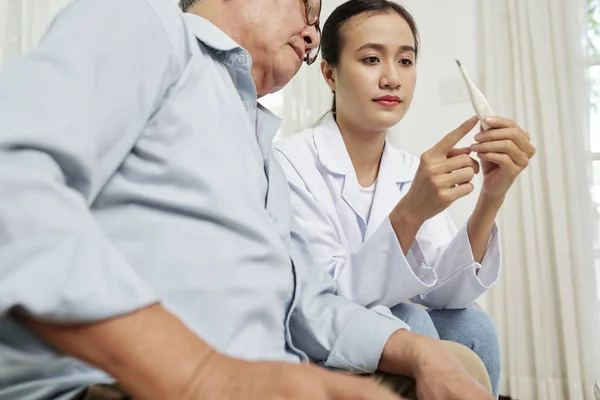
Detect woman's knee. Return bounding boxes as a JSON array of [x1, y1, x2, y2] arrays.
[[389, 303, 440, 339], [428, 306, 499, 346]]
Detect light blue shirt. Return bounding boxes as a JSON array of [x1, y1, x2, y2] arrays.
[[0, 1, 408, 399]]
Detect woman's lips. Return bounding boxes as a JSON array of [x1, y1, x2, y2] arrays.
[[373, 96, 403, 107]]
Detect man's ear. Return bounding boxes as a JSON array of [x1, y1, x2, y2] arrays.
[[321, 60, 336, 92]]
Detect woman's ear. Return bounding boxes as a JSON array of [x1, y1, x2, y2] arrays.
[[320, 60, 336, 92]]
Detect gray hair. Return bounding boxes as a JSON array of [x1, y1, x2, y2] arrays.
[[179, 0, 198, 11]]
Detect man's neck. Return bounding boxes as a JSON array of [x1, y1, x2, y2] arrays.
[[188, 2, 243, 43], [187, 3, 271, 97], [335, 113, 386, 188]]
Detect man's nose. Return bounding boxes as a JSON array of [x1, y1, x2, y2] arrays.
[[301, 25, 320, 55]]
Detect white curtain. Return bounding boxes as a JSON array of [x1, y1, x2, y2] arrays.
[[0, 0, 73, 66], [479, 0, 600, 399]]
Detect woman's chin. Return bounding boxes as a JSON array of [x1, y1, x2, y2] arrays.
[[368, 113, 404, 131]]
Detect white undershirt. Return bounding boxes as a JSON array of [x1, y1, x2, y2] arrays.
[[359, 181, 377, 224]]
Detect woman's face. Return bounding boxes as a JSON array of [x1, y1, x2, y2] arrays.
[[323, 11, 417, 133]]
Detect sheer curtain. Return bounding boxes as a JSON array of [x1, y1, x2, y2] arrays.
[[0, 0, 73, 67], [478, 0, 600, 399]]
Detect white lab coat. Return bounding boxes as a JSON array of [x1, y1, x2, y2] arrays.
[[272, 115, 501, 310]]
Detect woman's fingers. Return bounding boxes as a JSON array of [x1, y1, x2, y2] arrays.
[[442, 182, 475, 202], [437, 153, 480, 175], [437, 166, 477, 187], [471, 140, 529, 167], [474, 128, 534, 156], [446, 147, 472, 158], [482, 116, 518, 129], [477, 152, 521, 174]]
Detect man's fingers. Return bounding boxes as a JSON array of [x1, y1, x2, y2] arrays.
[[432, 116, 478, 154], [328, 374, 402, 400]]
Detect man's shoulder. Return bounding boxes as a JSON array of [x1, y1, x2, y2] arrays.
[[135, 0, 195, 60], [69, 0, 193, 64]]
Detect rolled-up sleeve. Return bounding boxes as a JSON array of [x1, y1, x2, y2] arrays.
[[288, 225, 408, 373], [0, 0, 183, 322], [412, 217, 502, 310]]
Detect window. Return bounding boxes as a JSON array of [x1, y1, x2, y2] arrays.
[[588, 0, 600, 298]]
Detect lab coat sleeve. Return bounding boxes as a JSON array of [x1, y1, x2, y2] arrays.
[[288, 223, 409, 373], [273, 149, 436, 309], [411, 212, 501, 310], [0, 0, 184, 322]]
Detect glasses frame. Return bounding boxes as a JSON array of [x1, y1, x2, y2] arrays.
[[302, 0, 322, 65]]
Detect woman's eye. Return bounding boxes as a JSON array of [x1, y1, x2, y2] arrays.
[[363, 56, 379, 64], [400, 58, 413, 66]]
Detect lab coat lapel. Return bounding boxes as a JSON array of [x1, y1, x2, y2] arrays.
[[364, 140, 414, 240], [314, 115, 367, 225]]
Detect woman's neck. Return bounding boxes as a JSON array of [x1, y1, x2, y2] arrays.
[[335, 113, 387, 188]]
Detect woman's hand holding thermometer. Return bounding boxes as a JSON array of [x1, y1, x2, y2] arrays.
[[391, 116, 481, 230], [456, 60, 536, 201], [390, 62, 535, 256]]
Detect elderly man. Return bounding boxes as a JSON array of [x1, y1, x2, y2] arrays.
[[0, 0, 493, 399]]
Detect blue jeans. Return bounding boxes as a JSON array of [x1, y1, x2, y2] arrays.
[[390, 303, 501, 397]]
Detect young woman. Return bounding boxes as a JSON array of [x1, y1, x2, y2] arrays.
[[273, 0, 536, 397]]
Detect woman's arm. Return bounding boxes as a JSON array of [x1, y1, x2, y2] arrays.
[[468, 194, 504, 263]]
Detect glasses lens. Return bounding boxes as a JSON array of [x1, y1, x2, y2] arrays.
[[308, 0, 321, 25]]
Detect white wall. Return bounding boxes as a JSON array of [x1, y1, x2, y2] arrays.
[[389, 0, 482, 225]]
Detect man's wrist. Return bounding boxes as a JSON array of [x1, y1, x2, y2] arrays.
[[378, 329, 431, 378]]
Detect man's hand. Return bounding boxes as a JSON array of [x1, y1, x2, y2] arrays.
[[379, 330, 494, 400], [189, 354, 405, 400]]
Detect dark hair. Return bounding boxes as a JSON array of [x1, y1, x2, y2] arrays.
[[321, 0, 420, 114]]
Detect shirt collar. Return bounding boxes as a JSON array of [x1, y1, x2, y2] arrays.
[[183, 13, 241, 52], [313, 113, 413, 183]]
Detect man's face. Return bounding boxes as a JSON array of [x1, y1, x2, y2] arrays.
[[243, 0, 321, 96]]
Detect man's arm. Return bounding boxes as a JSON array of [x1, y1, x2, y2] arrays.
[[18, 305, 216, 400], [379, 330, 494, 399], [0, 0, 203, 395]]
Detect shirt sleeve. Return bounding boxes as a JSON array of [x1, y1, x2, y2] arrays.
[[287, 222, 409, 373], [411, 212, 502, 309], [0, 0, 185, 322]]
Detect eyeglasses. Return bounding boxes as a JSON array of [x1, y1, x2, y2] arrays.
[[302, 0, 322, 65]]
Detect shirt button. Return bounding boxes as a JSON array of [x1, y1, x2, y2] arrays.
[[236, 52, 249, 67]]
